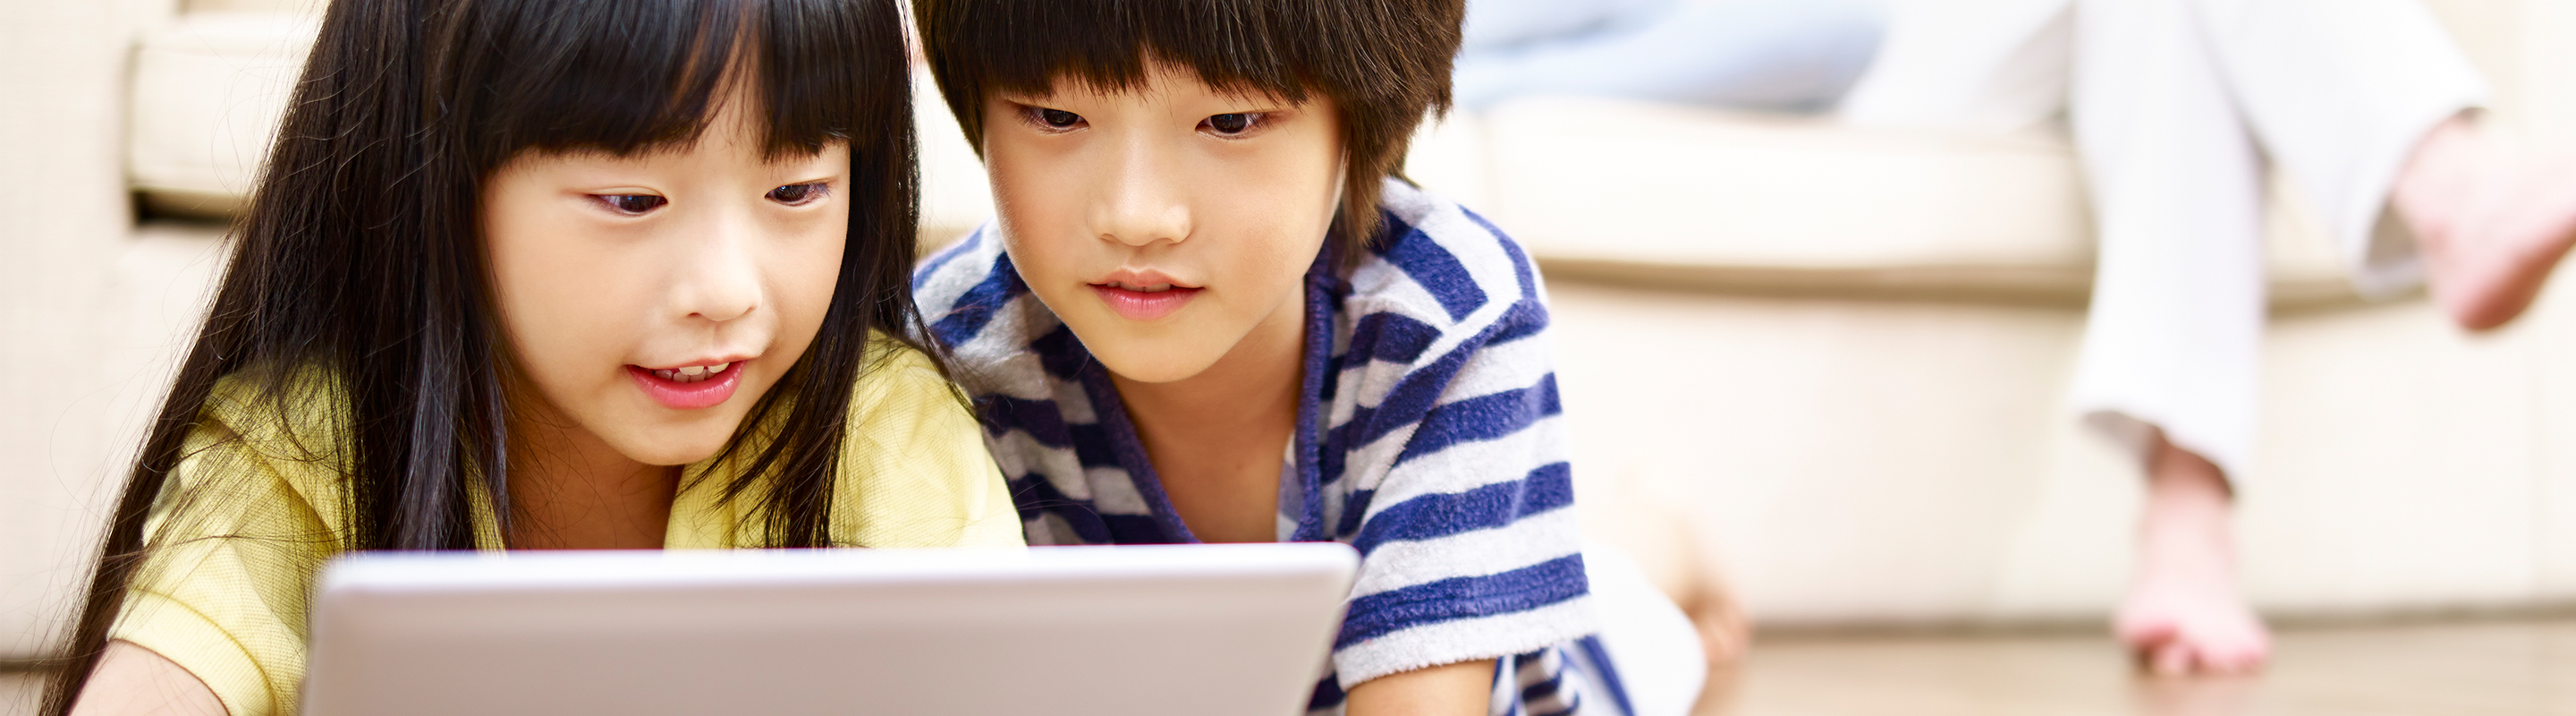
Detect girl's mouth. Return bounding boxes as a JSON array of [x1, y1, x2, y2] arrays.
[[626, 361, 744, 410], [1089, 282, 1201, 320]]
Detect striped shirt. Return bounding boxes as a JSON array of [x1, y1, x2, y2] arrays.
[[913, 178, 1632, 716]]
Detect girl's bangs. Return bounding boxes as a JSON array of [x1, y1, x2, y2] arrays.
[[462, 0, 896, 163]]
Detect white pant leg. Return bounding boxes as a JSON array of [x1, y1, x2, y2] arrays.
[[2064, 0, 2268, 477], [1844, 0, 2487, 476], [1582, 542, 1704, 716], [2066, 0, 2490, 476], [2191, 0, 2488, 295]]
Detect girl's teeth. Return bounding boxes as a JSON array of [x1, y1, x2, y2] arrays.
[[647, 362, 732, 384]]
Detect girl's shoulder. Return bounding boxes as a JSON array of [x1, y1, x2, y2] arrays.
[[166, 364, 361, 535], [830, 332, 1022, 549], [118, 366, 362, 716], [851, 331, 959, 408]]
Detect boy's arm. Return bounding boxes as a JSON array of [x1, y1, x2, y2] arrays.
[[1343, 659, 1498, 716]]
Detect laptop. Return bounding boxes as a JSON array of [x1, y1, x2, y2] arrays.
[[301, 542, 1359, 716]]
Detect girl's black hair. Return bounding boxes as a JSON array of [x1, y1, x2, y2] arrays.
[[45, 0, 920, 710]]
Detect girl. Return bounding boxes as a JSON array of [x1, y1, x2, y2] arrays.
[[47, 0, 1019, 714]]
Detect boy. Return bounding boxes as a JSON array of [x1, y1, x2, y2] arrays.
[[911, 1, 1688, 713]]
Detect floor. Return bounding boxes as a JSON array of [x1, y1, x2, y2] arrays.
[[1693, 618, 2576, 716], [8, 618, 2572, 715]]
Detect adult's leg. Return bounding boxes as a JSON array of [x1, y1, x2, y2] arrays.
[[2066, 0, 2272, 676], [2185, 0, 2519, 325], [1452, 0, 1888, 112], [2196, 0, 2576, 331]]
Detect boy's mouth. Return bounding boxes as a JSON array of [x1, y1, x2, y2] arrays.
[[1089, 282, 1201, 320], [626, 360, 745, 410], [1103, 280, 1178, 293]]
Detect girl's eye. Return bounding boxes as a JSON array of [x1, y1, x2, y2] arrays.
[[1203, 113, 1256, 135], [1035, 107, 1082, 129], [601, 194, 665, 215], [767, 183, 827, 205]]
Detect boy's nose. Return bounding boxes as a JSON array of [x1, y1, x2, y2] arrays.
[[1095, 135, 1191, 247]]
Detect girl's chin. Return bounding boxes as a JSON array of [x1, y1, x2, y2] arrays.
[[612, 433, 730, 468]]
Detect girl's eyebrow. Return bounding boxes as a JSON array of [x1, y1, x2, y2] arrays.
[[992, 90, 1064, 104], [774, 173, 842, 185]]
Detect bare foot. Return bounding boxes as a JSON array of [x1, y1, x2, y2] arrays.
[[2114, 439, 2270, 677], [1680, 570, 1752, 666], [1588, 467, 1752, 667], [2395, 115, 2576, 331]]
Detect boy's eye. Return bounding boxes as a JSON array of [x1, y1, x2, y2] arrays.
[[767, 183, 827, 205], [1203, 113, 1256, 135], [1036, 107, 1082, 129], [600, 194, 665, 215]]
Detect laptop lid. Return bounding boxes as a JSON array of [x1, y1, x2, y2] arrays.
[[301, 543, 1358, 716]]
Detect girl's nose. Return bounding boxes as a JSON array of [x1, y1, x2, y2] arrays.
[[672, 209, 762, 323]]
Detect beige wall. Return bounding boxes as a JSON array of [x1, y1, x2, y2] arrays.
[[0, 0, 197, 660]]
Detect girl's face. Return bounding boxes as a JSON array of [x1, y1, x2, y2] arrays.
[[482, 99, 850, 466]]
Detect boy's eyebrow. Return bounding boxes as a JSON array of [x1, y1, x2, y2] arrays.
[[993, 86, 1305, 111]]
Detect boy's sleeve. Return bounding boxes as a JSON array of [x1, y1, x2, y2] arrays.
[[1326, 298, 1596, 690]]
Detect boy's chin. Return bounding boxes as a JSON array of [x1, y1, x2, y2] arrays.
[[1089, 342, 1229, 385]]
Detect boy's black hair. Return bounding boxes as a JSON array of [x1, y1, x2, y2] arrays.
[[46, 0, 921, 710], [912, 0, 1466, 257]]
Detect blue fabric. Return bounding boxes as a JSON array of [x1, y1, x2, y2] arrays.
[[1455, 0, 1890, 112]]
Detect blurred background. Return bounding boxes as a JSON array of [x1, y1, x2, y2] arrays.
[[6, 0, 2576, 713]]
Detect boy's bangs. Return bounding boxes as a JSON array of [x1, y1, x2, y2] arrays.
[[458, 0, 900, 163], [948, 0, 1325, 102], [919, 0, 1462, 258]]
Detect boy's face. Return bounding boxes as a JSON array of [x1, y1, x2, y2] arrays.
[[982, 64, 1343, 383]]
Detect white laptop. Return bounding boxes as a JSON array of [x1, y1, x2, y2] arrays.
[[301, 543, 1359, 716]]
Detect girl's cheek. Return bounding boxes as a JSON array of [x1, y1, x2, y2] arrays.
[[769, 215, 851, 355]]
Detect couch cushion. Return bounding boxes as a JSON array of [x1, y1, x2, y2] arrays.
[[1416, 97, 2367, 308], [128, 13, 314, 217]]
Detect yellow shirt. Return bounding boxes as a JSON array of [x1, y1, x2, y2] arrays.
[[107, 337, 1022, 716]]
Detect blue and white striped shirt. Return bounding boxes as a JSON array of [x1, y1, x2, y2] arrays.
[[912, 179, 1632, 716]]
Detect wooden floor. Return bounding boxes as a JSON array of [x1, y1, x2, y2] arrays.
[[1699, 618, 2576, 716], [7, 618, 2572, 715]]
